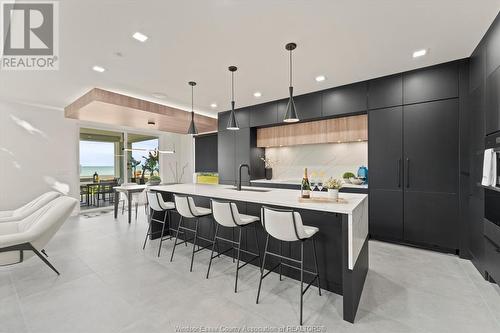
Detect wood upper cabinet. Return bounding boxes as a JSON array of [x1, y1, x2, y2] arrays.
[[403, 62, 458, 104], [322, 82, 367, 117], [256, 114, 367, 147]]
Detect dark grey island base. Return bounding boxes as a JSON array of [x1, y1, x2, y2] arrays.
[[150, 184, 369, 323]]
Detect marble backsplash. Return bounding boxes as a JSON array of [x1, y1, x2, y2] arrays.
[[264, 142, 367, 181]]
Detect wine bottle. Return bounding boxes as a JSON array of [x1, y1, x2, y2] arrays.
[[301, 168, 311, 199]]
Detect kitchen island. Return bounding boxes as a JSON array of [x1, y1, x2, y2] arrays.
[[150, 183, 368, 323]]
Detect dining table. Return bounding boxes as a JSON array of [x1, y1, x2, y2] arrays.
[[113, 184, 147, 223]]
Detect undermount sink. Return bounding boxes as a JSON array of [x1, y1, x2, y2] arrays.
[[230, 187, 271, 193]]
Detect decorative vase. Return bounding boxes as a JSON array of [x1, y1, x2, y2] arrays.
[[328, 189, 339, 201], [265, 168, 273, 180]]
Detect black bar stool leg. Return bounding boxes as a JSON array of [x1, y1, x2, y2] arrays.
[[256, 234, 269, 304], [189, 218, 200, 272], [234, 227, 242, 293], [143, 223, 151, 249], [253, 225, 261, 268], [170, 216, 183, 262], [312, 237, 322, 296], [157, 211, 168, 257], [206, 223, 219, 279], [279, 241, 284, 281], [300, 241, 304, 326]]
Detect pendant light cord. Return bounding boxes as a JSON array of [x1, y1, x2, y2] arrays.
[[191, 85, 194, 120], [289, 49, 293, 87], [231, 71, 235, 102]]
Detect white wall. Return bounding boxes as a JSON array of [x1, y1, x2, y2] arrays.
[[264, 141, 368, 181], [0, 99, 196, 211], [0, 100, 79, 210], [159, 133, 194, 184]]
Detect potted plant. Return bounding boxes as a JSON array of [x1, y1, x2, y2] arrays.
[[324, 178, 343, 200], [129, 156, 140, 183], [260, 157, 276, 180], [342, 172, 355, 183], [140, 151, 159, 184], [148, 175, 162, 186]]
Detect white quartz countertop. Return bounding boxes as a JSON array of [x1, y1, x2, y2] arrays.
[[149, 183, 367, 215], [250, 178, 368, 189]]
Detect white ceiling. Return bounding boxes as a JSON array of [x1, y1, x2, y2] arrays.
[[0, 0, 499, 118]]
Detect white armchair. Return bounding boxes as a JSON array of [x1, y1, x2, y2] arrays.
[[0, 196, 78, 275], [0, 191, 61, 223]]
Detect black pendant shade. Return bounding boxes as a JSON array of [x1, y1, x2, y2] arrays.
[[284, 86, 299, 123], [283, 42, 300, 123], [226, 66, 240, 130], [187, 81, 198, 135]]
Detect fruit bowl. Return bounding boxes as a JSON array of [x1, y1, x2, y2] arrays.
[[349, 177, 364, 185]]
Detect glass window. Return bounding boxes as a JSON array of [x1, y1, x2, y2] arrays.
[[79, 141, 115, 179]]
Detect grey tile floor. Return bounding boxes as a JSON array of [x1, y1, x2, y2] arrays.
[[1, 209, 500, 333]]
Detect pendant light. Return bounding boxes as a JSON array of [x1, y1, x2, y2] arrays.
[[283, 42, 299, 122], [226, 66, 239, 130], [187, 81, 198, 135]]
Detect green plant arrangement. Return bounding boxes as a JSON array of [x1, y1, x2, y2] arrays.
[[342, 172, 355, 179], [260, 157, 276, 169], [148, 175, 161, 185], [324, 178, 343, 190], [140, 150, 159, 183]]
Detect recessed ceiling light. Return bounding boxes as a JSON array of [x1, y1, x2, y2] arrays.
[[92, 65, 105, 73], [412, 49, 427, 58], [152, 92, 166, 99], [253, 92, 262, 98], [132, 32, 148, 42], [315, 75, 326, 82], [210, 103, 218, 108]]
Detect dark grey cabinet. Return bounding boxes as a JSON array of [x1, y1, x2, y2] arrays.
[[217, 111, 230, 132], [369, 100, 459, 250], [235, 108, 250, 129], [249, 102, 278, 127], [195, 133, 218, 173], [370, 189, 404, 240], [486, 66, 500, 134], [217, 130, 235, 183], [403, 99, 459, 193], [278, 92, 322, 121], [235, 128, 251, 185], [322, 82, 367, 117], [369, 107, 403, 190], [486, 19, 500, 76], [369, 106, 404, 240], [368, 74, 403, 110], [404, 192, 459, 249], [403, 62, 459, 104]]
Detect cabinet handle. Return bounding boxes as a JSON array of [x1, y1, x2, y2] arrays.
[[397, 159, 401, 188], [406, 158, 410, 188]]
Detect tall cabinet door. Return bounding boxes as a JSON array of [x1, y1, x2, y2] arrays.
[[403, 99, 459, 249], [217, 130, 235, 184], [368, 106, 404, 240]]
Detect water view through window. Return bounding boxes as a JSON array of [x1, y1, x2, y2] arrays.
[[79, 141, 115, 177]]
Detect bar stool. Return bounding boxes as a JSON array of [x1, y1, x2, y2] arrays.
[[170, 194, 213, 272], [256, 206, 322, 326], [206, 199, 261, 292], [143, 191, 177, 257]]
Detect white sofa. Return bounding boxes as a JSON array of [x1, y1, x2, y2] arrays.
[[0, 196, 78, 274], [0, 191, 61, 223]]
